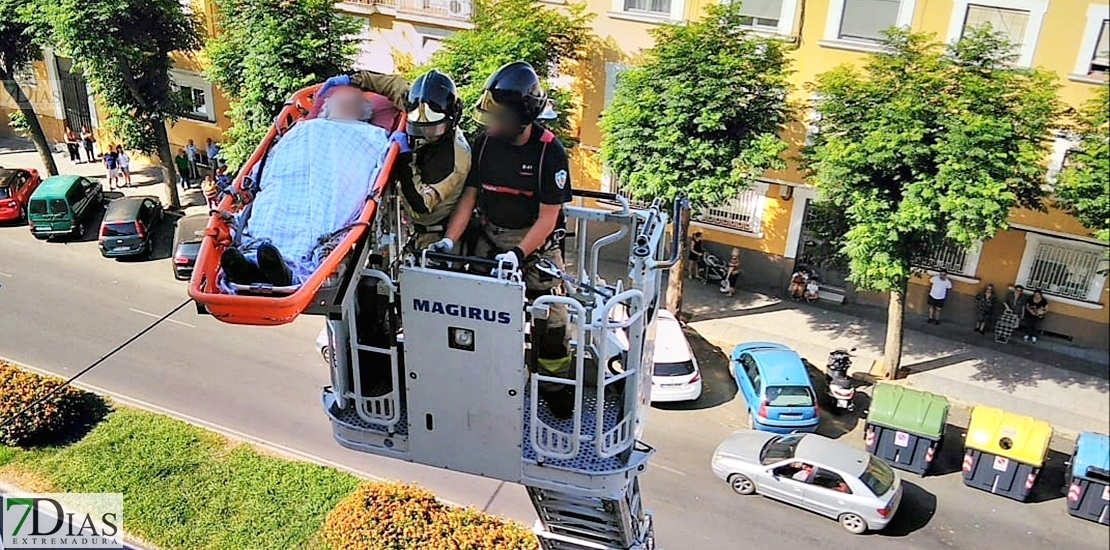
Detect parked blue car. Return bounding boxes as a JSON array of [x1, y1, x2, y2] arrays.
[[730, 342, 820, 434]]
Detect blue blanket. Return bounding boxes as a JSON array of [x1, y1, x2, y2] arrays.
[[227, 118, 390, 289]]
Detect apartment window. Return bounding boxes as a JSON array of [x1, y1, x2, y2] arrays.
[[696, 189, 766, 235], [604, 62, 630, 109], [1046, 131, 1079, 184], [623, 0, 671, 15], [916, 240, 982, 278], [721, 0, 799, 35], [1018, 233, 1108, 303], [1073, 5, 1110, 82], [839, 0, 901, 43], [947, 0, 1047, 67], [613, 0, 682, 20], [171, 70, 216, 123]]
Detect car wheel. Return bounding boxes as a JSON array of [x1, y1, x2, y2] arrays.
[[321, 346, 332, 366], [838, 513, 868, 534], [728, 474, 756, 495]]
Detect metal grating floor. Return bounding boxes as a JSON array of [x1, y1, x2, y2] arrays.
[[522, 383, 627, 472], [331, 381, 409, 436]]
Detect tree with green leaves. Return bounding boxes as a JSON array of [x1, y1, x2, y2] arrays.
[[420, 0, 592, 143], [600, 3, 792, 315], [26, 0, 201, 208], [1, 0, 58, 176], [804, 28, 1065, 378], [203, 0, 361, 170], [1056, 84, 1109, 243]]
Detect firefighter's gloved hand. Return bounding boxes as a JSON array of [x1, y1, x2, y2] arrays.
[[318, 75, 351, 101], [390, 130, 412, 154], [492, 247, 526, 278], [427, 238, 454, 254]]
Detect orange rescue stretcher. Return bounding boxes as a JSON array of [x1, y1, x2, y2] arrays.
[[187, 84, 403, 326]]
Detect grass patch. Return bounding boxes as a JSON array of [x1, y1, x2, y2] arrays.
[[1, 407, 360, 550]]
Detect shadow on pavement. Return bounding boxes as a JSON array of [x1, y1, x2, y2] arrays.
[[654, 329, 738, 411], [878, 481, 936, 537], [1028, 448, 1069, 504], [807, 359, 875, 440], [925, 423, 970, 477]]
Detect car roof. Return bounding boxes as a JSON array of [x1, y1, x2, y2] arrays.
[[103, 196, 155, 222], [0, 168, 21, 187], [33, 175, 83, 196], [175, 213, 210, 243], [653, 310, 693, 364], [749, 349, 809, 386], [795, 434, 870, 476]]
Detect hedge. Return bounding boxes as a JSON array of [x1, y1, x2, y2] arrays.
[[321, 482, 539, 550], [0, 361, 107, 447]]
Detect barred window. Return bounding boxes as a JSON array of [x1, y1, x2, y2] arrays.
[[1023, 239, 1105, 301], [601, 170, 652, 210], [696, 189, 765, 235], [917, 240, 980, 277]]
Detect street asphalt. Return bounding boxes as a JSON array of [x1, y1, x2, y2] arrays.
[[0, 193, 1107, 548]]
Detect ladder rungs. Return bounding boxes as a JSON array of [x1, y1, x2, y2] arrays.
[[355, 344, 391, 354]]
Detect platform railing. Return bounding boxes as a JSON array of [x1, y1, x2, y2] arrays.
[[528, 296, 589, 462], [593, 289, 645, 459], [345, 268, 404, 432]]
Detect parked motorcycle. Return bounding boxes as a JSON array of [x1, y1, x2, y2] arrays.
[[825, 347, 857, 413]]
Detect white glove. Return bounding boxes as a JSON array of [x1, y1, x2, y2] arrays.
[[427, 237, 454, 254], [492, 247, 525, 278]]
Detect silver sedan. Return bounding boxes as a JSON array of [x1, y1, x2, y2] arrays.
[[711, 430, 903, 534]]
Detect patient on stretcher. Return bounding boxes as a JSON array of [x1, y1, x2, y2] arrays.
[[220, 86, 391, 291]]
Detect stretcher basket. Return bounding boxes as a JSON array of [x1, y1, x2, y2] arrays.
[[187, 83, 403, 326]]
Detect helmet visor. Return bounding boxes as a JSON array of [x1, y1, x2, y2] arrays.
[[473, 90, 521, 129], [407, 120, 449, 140]]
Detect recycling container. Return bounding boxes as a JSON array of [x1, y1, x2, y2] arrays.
[[962, 406, 1053, 502], [864, 384, 950, 475], [1066, 431, 1110, 525]]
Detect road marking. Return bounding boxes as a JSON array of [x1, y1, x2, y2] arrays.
[[129, 307, 196, 328], [651, 462, 687, 476], [3, 355, 471, 510], [0, 271, 12, 278]]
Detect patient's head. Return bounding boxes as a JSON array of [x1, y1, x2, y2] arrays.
[[322, 86, 372, 121]]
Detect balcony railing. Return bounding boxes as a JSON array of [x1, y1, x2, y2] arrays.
[[343, 0, 473, 21]]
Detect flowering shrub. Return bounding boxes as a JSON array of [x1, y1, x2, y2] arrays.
[[321, 482, 538, 550], [0, 362, 104, 447]]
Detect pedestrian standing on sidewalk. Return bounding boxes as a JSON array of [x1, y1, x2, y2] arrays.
[[927, 269, 953, 325], [186, 139, 200, 180], [64, 126, 81, 162], [115, 145, 132, 187], [175, 149, 191, 189], [103, 145, 120, 190], [1022, 290, 1049, 343], [80, 126, 96, 162], [721, 248, 741, 297], [973, 283, 996, 335], [688, 232, 705, 280], [202, 175, 220, 212]]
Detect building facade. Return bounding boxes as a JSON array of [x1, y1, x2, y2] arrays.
[[1, 0, 1106, 346]]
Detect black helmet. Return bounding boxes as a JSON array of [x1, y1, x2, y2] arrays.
[[405, 69, 461, 140], [474, 61, 547, 129]]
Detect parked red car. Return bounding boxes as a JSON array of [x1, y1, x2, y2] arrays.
[[0, 166, 42, 222]]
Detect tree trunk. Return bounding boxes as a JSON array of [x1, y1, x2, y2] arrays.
[[0, 73, 60, 177], [665, 205, 692, 316], [881, 285, 907, 380], [153, 122, 182, 209]]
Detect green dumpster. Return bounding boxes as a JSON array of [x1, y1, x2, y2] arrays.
[[864, 384, 950, 475]]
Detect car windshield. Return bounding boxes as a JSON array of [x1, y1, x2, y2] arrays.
[[759, 434, 805, 465], [860, 456, 896, 496], [766, 385, 815, 407], [654, 361, 695, 377], [177, 242, 202, 257], [28, 199, 48, 215], [102, 222, 137, 237]]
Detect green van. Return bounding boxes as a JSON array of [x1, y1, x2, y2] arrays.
[[27, 175, 104, 239]]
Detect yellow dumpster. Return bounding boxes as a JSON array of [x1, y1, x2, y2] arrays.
[[962, 406, 1053, 502]]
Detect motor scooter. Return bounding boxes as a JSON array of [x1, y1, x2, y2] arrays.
[[825, 347, 856, 413]]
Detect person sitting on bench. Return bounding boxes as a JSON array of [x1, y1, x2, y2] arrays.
[[220, 85, 391, 290]]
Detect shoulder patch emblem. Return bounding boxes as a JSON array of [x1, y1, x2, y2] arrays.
[[554, 169, 568, 189]]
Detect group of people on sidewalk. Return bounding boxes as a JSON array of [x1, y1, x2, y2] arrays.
[[62, 126, 132, 190], [176, 138, 222, 190], [928, 270, 1049, 344], [686, 232, 742, 297]]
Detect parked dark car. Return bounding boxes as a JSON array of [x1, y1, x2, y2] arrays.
[[172, 213, 209, 280], [98, 196, 163, 258]]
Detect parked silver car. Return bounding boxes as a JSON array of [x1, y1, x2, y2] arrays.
[[711, 430, 903, 534]]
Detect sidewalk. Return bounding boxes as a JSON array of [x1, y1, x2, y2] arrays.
[[679, 278, 1110, 437], [0, 134, 211, 217]]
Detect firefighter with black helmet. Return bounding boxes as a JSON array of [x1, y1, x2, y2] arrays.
[[319, 70, 471, 250], [431, 61, 575, 418]]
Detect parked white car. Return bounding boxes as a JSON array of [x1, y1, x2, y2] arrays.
[[650, 309, 702, 403], [316, 326, 331, 365], [711, 430, 904, 534]]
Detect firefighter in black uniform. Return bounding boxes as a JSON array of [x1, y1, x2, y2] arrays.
[[431, 61, 575, 418], [319, 70, 471, 250]]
